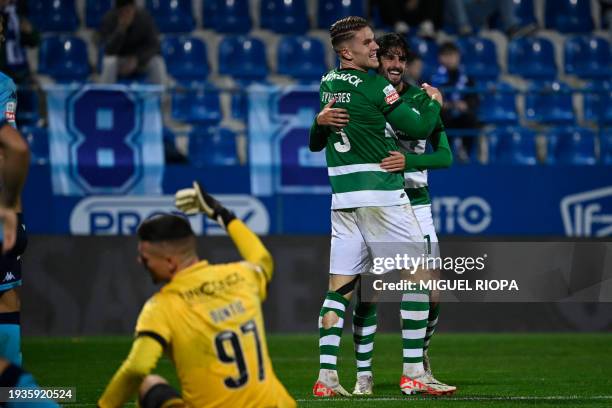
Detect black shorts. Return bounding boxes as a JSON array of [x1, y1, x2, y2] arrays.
[[0, 214, 27, 293], [140, 383, 185, 408]]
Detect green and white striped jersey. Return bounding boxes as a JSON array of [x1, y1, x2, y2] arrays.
[[385, 84, 446, 205], [319, 68, 409, 209]]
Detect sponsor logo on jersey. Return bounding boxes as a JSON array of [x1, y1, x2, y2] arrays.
[[561, 186, 612, 237], [383, 84, 400, 104], [321, 71, 363, 87], [5, 101, 15, 122], [70, 195, 270, 236], [432, 196, 492, 234], [3, 272, 15, 282]]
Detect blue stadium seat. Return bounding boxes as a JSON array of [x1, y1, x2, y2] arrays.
[[317, 0, 365, 29], [508, 37, 557, 80], [218, 36, 268, 81], [601, 128, 612, 165], [488, 127, 537, 165], [28, 0, 79, 32], [477, 82, 518, 125], [583, 81, 612, 125], [161, 36, 209, 83], [525, 81, 574, 124], [456, 37, 499, 81], [38, 35, 90, 82], [203, 0, 252, 33], [545, 0, 594, 33], [513, 0, 537, 26], [547, 127, 597, 165], [170, 83, 222, 125], [564, 36, 611, 80], [408, 37, 438, 80], [16, 89, 39, 125], [85, 0, 112, 29], [277, 36, 327, 81], [21, 125, 48, 165], [146, 0, 195, 33], [260, 0, 309, 34], [188, 126, 239, 166]]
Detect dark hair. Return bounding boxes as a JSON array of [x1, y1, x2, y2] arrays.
[[115, 0, 135, 9], [377, 33, 410, 60], [137, 214, 195, 242], [330, 16, 370, 51], [439, 41, 459, 55]]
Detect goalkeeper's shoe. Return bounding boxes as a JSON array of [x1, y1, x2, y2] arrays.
[[352, 374, 373, 395], [399, 374, 455, 396]]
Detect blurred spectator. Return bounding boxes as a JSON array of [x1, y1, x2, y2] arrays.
[[403, 50, 424, 86], [445, 0, 537, 37], [601, 0, 612, 30], [373, 0, 443, 37], [430, 42, 480, 161], [0, 0, 39, 85], [98, 0, 166, 84]]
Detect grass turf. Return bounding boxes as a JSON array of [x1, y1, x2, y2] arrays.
[[23, 333, 612, 407]]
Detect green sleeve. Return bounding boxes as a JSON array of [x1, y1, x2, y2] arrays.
[[404, 124, 453, 170], [309, 116, 330, 152], [386, 98, 441, 140]]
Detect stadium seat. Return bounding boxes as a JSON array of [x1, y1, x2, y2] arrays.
[[161, 36, 209, 83], [601, 128, 612, 165], [21, 125, 48, 165], [317, 0, 365, 29], [547, 127, 596, 165], [85, 0, 112, 29], [408, 37, 438, 80], [564, 36, 611, 80], [260, 0, 309, 34], [170, 83, 222, 125], [525, 81, 574, 125], [456, 37, 499, 81], [28, 0, 79, 32], [188, 126, 239, 166], [146, 0, 195, 33], [277, 36, 327, 81], [545, 0, 594, 33], [218, 36, 268, 81], [487, 127, 537, 165], [513, 0, 537, 26], [38, 35, 90, 82], [583, 81, 612, 125], [16, 88, 39, 125], [477, 82, 518, 125], [508, 37, 557, 80], [203, 0, 252, 33]]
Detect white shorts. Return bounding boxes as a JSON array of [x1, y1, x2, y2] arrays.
[[413, 204, 440, 258], [329, 204, 426, 276]]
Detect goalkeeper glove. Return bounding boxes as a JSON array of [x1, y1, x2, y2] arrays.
[[175, 181, 236, 229]]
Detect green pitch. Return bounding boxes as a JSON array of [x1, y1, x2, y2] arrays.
[[23, 333, 612, 407]]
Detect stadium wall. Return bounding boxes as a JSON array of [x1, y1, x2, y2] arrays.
[[22, 236, 612, 336]]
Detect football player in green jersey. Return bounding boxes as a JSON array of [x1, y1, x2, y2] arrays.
[[309, 17, 447, 397], [315, 33, 456, 397]]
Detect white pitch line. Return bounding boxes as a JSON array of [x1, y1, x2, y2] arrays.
[[297, 395, 612, 402]]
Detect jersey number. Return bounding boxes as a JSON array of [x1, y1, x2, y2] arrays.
[[214, 319, 265, 389], [333, 129, 351, 153]]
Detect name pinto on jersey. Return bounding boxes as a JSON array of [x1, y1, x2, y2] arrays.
[[321, 71, 363, 87], [322, 92, 351, 104]]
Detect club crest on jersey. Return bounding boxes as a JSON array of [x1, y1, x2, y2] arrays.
[[383, 84, 400, 104], [5, 101, 15, 121]]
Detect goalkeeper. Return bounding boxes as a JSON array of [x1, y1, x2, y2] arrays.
[[98, 182, 295, 408]]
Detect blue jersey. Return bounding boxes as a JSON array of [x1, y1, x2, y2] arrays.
[[0, 71, 17, 127]]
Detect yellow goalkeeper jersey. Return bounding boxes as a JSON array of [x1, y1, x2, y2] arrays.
[[98, 220, 295, 408]]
